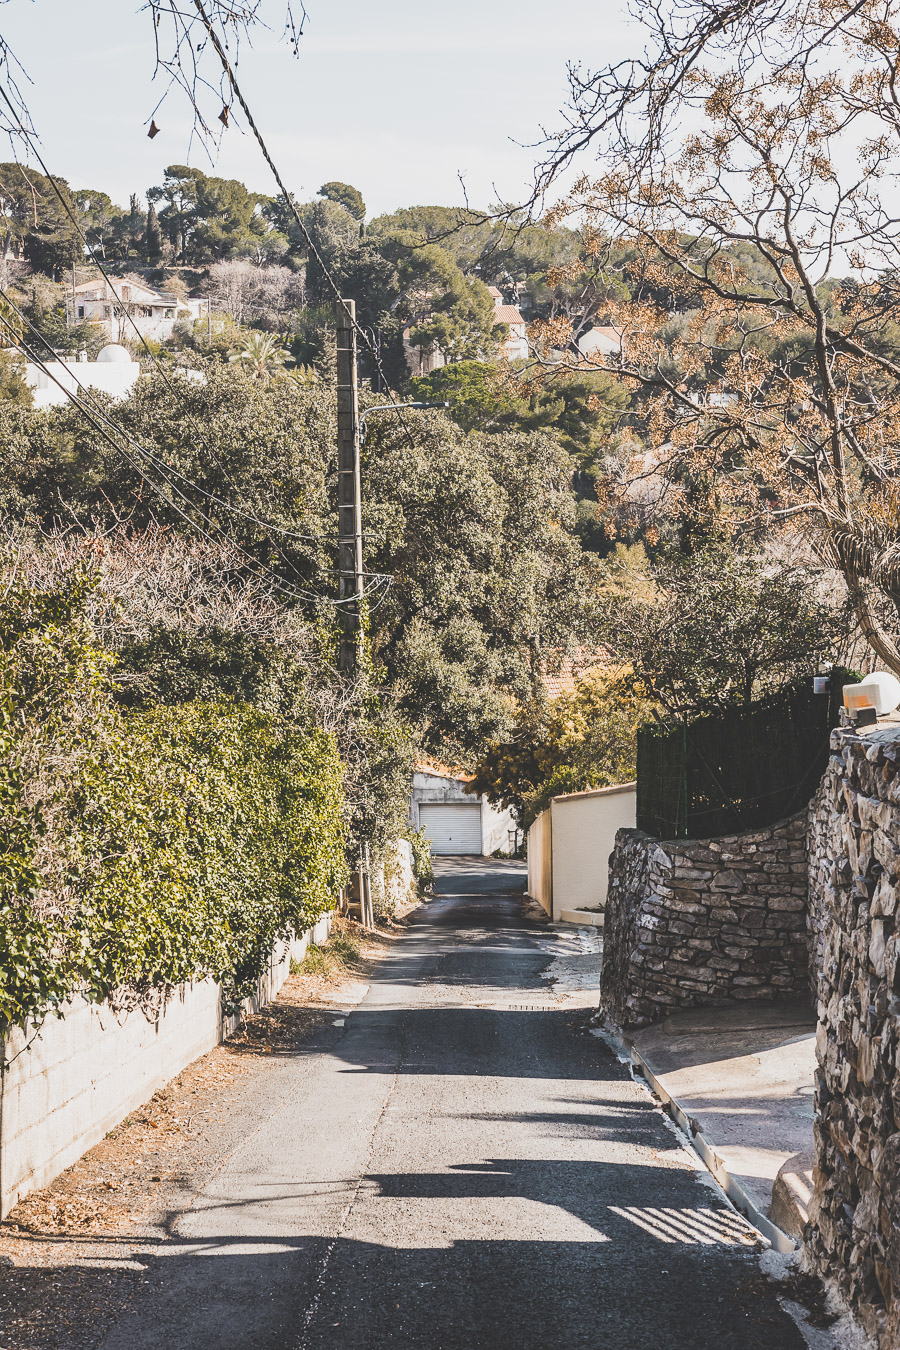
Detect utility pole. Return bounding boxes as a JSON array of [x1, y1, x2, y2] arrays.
[[336, 299, 363, 673], [336, 299, 371, 924]]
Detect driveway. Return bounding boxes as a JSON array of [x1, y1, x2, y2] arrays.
[[93, 858, 806, 1349]]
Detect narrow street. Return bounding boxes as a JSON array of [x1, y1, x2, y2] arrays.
[[93, 860, 805, 1349]]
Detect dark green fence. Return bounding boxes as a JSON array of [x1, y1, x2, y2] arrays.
[[636, 674, 850, 840]]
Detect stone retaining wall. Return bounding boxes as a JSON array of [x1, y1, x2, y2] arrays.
[[601, 814, 809, 1027], [806, 726, 900, 1347]]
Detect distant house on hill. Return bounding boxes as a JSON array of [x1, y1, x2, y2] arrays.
[[490, 286, 529, 362], [400, 283, 530, 375], [577, 326, 624, 361], [68, 277, 210, 344]]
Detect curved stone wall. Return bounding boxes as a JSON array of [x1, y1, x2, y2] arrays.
[[602, 814, 810, 1027]]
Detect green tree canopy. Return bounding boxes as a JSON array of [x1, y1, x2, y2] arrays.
[[0, 163, 81, 276], [468, 666, 651, 827], [602, 548, 846, 716], [318, 181, 366, 222], [148, 164, 271, 262], [362, 413, 599, 759]]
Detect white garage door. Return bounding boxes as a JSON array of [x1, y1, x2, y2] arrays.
[[419, 803, 483, 855]]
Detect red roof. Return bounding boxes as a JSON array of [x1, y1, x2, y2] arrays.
[[415, 757, 474, 782], [542, 649, 612, 699], [492, 305, 525, 326]]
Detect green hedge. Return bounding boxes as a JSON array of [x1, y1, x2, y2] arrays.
[[1, 700, 347, 1030], [0, 566, 348, 1030], [73, 703, 347, 1007]]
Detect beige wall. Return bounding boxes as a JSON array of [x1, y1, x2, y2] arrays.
[[0, 913, 333, 1218], [549, 783, 636, 921], [527, 809, 553, 915]]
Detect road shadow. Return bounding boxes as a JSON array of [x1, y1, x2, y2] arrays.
[[3, 1221, 805, 1350]]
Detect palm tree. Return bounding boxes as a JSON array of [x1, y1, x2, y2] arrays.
[[284, 364, 319, 389], [228, 331, 289, 380]]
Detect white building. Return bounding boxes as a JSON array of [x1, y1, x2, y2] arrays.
[[25, 344, 141, 408], [410, 762, 518, 857], [490, 287, 529, 362], [69, 277, 210, 344], [577, 325, 624, 361]]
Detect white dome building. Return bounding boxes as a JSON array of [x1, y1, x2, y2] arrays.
[[96, 343, 135, 365]]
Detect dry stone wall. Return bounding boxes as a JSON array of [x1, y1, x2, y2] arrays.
[[806, 725, 900, 1347], [601, 815, 809, 1027]]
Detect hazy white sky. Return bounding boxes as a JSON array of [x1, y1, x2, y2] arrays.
[[0, 0, 636, 216]]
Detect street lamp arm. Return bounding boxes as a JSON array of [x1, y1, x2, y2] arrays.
[[358, 401, 450, 442]]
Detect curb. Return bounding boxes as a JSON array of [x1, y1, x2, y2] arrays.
[[600, 1023, 798, 1255]]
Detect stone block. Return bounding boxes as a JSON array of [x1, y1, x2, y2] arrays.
[[767, 894, 807, 912], [874, 829, 900, 880], [712, 869, 744, 891]]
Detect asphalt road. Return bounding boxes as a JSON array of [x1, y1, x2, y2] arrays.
[[95, 859, 807, 1350]]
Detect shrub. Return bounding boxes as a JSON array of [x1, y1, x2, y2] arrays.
[[69, 702, 347, 1011], [468, 665, 652, 829], [0, 562, 348, 1031], [405, 826, 434, 894]]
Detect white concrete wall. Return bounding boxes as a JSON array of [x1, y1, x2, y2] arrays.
[[550, 783, 636, 921], [0, 912, 332, 1218], [26, 359, 141, 408], [481, 799, 518, 855], [373, 838, 416, 913]]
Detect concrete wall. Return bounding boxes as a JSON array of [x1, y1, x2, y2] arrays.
[[372, 838, 416, 916], [602, 814, 810, 1027], [527, 809, 553, 915], [805, 724, 900, 1348], [26, 358, 141, 408], [0, 913, 332, 1219], [550, 783, 636, 921]]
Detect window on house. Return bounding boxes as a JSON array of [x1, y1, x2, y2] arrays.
[[77, 306, 84, 319]]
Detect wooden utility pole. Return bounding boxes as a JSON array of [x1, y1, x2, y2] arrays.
[[336, 299, 363, 673]]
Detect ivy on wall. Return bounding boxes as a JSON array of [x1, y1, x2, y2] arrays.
[[0, 565, 348, 1032]]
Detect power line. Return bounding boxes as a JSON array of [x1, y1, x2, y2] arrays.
[[0, 74, 372, 562], [0, 68, 402, 610], [187, 0, 419, 452], [0, 73, 408, 567], [0, 312, 391, 610], [0, 285, 340, 576], [0, 287, 341, 551]]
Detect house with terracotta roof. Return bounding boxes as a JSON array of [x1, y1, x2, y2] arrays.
[[490, 288, 529, 362], [577, 325, 624, 361]]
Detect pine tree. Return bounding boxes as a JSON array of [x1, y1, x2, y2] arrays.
[[144, 202, 162, 262], [129, 193, 142, 254]]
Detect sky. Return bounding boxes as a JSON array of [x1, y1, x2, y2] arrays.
[[0, 0, 636, 217]]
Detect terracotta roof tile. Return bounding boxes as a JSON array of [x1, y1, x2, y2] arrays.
[[415, 757, 474, 782], [492, 305, 525, 326]]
